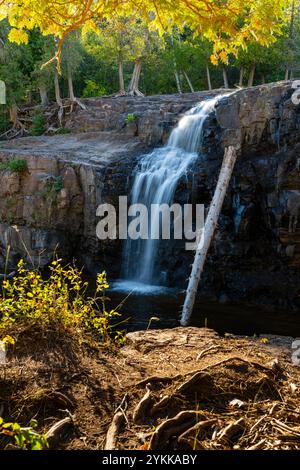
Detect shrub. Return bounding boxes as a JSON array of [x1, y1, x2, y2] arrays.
[[56, 127, 71, 135], [82, 80, 107, 98], [0, 158, 28, 173], [31, 112, 46, 136], [0, 417, 48, 450], [125, 113, 136, 124], [0, 260, 124, 344]]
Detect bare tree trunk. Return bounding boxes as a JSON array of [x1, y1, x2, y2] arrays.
[[118, 60, 125, 95], [39, 86, 49, 106], [68, 70, 75, 101], [285, 66, 290, 81], [128, 58, 144, 96], [180, 147, 238, 326], [54, 71, 63, 107], [174, 71, 182, 94], [248, 64, 256, 87], [183, 71, 194, 93], [223, 68, 229, 88], [67, 67, 87, 110], [27, 91, 33, 106], [239, 67, 244, 87], [206, 65, 212, 90], [9, 103, 18, 128]]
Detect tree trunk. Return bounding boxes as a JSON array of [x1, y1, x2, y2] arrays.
[[180, 147, 238, 326], [68, 70, 75, 101], [39, 86, 49, 107], [223, 68, 229, 88], [239, 67, 244, 87], [248, 64, 256, 87], [118, 60, 125, 94], [128, 58, 144, 96], [285, 66, 290, 81], [174, 70, 182, 94], [183, 71, 194, 93], [206, 65, 212, 91], [9, 103, 18, 127], [27, 91, 33, 106], [54, 71, 63, 107]]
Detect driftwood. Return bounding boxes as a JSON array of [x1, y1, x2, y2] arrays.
[[45, 417, 72, 446], [104, 412, 125, 450]]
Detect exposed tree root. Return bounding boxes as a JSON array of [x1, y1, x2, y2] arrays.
[[178, 418, 217, 449], [217, 418, 246, 445], [149, 411, 207, 450], [133, 386, 154, 424], [105, 412, 125, 450], [45, 417, 73, 447]]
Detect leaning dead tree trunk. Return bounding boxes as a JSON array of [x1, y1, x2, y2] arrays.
[[184, 71, 195, 93], [206, 65, 212, 91], [128, 58, 144, 96], [180, 147, 238, 326]]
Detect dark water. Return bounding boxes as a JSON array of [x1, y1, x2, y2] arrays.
[[108, 284, 300, 337]]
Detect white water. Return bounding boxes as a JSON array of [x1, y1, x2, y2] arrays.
[[117, 96, 222, 294]]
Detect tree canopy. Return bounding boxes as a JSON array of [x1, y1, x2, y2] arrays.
[[0, 0, 288, 67]]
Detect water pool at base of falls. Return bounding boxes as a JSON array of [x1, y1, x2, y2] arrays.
[[108, 283, 300, 337]]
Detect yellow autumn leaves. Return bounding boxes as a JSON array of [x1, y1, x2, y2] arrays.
[[0, 0, 290, 65]]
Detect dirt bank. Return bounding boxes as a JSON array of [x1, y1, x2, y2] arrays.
[[1, 326, 300, 450]]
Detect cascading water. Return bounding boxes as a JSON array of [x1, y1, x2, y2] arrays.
[[117, 96, 222, 293]]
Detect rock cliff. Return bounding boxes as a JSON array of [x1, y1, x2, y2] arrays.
[[0, 82, 299, 311]]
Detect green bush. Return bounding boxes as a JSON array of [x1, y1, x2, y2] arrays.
[[56, 127, 71, 135], [82, 80, 107, 98], [125, 113, 136, 124], [31, 112, 46, 136], [0, 158, 28, 173]]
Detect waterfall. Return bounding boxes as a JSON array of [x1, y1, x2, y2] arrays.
[[119, 95, 222, 292]]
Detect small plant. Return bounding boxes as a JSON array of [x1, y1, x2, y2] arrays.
[[0, 417, 48, 450], [125, 113, 136, 124], [56, 127, 71, 135], [53, 176, 63, 192], [31, 112, 46, 136], [0, 259, 124, 344], [0, 158, 28, 173]]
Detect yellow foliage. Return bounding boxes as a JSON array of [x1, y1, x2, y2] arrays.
[[8, 27, 29, 45], [0, 0, 288, 67], [0, 259, 124, 345]]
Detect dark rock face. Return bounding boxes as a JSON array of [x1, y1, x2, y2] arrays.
[[168, 82, 300, 310], [0, 83, 300, 311]]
